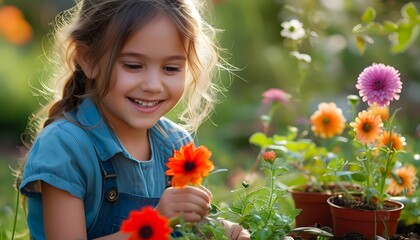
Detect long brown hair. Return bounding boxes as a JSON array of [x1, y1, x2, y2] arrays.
[[23, 0, 225, 147]]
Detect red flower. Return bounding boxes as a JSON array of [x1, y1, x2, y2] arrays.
[[263, 151, 276, 162], [165, 142, 214, 188], [121, 206, 171, 240]]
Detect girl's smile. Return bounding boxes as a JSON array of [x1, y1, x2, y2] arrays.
[[127, 97, 162, 113]]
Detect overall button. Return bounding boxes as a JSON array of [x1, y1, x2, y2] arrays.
[[106, 189, 118, 202]]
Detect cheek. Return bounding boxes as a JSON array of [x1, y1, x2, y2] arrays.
[[110, 68, 135, 92], [106, 65, 123, 91], [174, 75, 187, 97]]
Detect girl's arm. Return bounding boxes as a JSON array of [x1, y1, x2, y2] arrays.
[[41, 182, 87, 239], [42, 182, 130, 240]]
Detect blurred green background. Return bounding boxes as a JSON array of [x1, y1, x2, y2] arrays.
[[1, 0, 419, 238]]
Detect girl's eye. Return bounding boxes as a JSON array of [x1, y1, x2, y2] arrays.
[[163, 66, 181, 72], [123, 63, 142, 70]]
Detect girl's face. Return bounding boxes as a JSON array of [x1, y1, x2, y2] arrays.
[[99, 14, 187, 136]]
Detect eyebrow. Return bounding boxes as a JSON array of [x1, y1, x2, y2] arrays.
[[119, 52, 187, 61]]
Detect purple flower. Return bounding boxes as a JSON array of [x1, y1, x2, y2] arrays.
[[262, 88, 290, 104], [356, 63, 402, 107]]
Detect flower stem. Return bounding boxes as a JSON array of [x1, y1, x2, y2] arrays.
[[379, 150, 395, 203], [11, 189, 19, 240], [264, 162, 275, 227], [364, 145, 371, 200]]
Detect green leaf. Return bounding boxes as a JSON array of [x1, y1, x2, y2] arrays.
[[252, 228, 269, 240], [391, 24, 420, 54], [327, 157, 346, 171], [291, 227, 334, 237], [351, 172, 366, 182], [352, 23, 365, 34], [383, 20, 398, 33], [401, 2, 418, 21], [266, 144, 288, 153], [366, 22, 384, 35], [273, 166, 289, 177], [361, 7, 376, 23], [249, 132, 272, 147], [325, 170, 353, 177], [286, 126, 298, 139]]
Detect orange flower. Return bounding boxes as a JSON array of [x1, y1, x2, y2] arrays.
[[379, 130, 406, 151], [367, 103, 389, 121], [0, 6, 33, 45], [121, 206, 171, 240], [310, 102, 346, 139], [166, 142, 214, 188], [387, 165, 418, 196], [350, 110, 383, 145]]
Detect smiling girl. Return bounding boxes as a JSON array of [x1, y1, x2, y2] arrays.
[[19, 0, 248, 239]]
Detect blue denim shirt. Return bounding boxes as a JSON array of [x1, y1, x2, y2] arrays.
[[20, 98, 193, 239]]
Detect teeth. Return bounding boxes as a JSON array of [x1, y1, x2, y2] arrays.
[[130, 98, 159, 107]]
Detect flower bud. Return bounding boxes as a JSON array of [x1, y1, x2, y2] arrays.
[[263, 151, 276, 162], [347, 94, 360, 107]]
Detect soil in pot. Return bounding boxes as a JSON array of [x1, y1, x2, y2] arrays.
[[328, 220, 420, 239], [330, 232, 420, 240], [328, 195, 404, 239]]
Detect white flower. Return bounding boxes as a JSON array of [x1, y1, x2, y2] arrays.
[[290, 51, 312, 63], [280, 19, 306, 40]]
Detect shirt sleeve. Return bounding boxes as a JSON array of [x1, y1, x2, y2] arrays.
[[20, 121, 93, 199]]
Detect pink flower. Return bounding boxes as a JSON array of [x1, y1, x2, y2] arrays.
[[356, 63, 402, 107], [262, 88, 290, 104]]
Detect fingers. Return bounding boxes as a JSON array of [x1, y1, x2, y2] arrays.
[[238, 230, 251, 240], [178, 185, 212, 203], [157, 186, 212, 222], [222, 220, 250, 240], [198, 185, 213, 199], [172, 187, 211, 209], [176, 211, 203, 223], [171, 201, 208, 218], [228, 223, 242, 239]]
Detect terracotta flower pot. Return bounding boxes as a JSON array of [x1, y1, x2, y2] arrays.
[[291, 184, 359, 228], [327, 196, 404, 239], [291, 190, 333, 228]]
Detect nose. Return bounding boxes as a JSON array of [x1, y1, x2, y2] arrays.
[[141, 67, 163, 92]]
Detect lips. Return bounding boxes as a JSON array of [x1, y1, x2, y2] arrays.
[[128, 97, 160, 108]]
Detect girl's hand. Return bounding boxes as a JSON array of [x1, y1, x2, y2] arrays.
[[156, 185, 212, 222], [221, 220, 251, 240]]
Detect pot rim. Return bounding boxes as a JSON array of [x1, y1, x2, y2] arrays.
[[326, 195, 404, 212], [289, 183, 362, 194]]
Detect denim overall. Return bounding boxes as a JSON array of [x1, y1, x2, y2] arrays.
[[87, 158, 162, 239]]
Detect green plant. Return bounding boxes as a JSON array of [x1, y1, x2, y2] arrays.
[[217, 150, 333, 239], [354, 2, 420, 54]]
